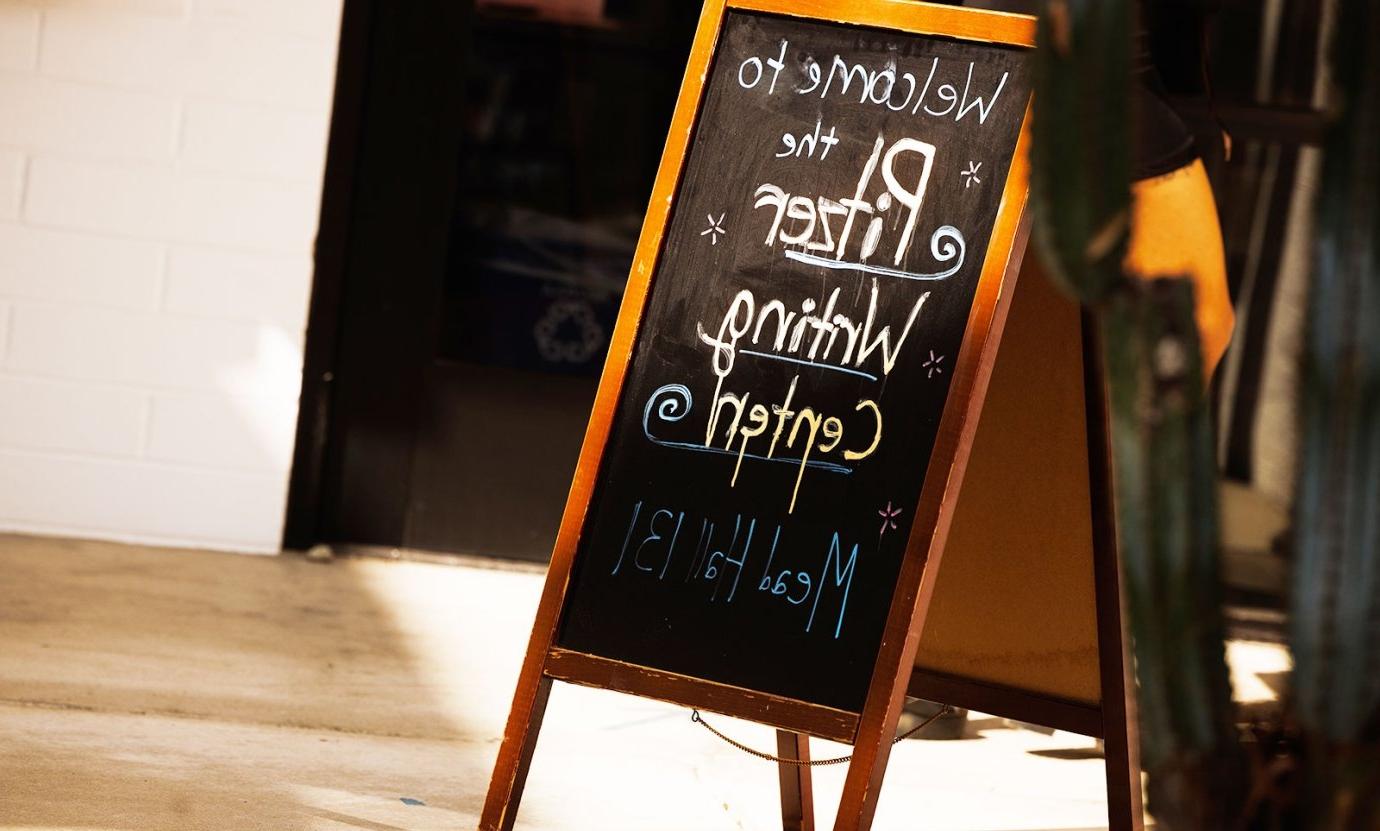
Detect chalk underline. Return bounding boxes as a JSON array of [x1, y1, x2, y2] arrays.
[[644, 436, 854, 475], [739, 349, 879, 382], [784, 250, 957, 281]]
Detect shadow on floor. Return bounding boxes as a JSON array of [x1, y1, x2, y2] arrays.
[[0, 533, 535, 829]]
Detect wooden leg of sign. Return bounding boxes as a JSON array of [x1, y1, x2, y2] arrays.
[[1082, 312, 1145, 831], [834, 213, 1029, 831], [833, 685, 908, 830], [481, 675, 553, 831], [775, 731, 814, 831]]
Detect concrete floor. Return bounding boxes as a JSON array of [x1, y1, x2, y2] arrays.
[[0, 534, 1289, 830]]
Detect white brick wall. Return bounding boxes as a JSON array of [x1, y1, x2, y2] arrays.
[[0, 8, 39, 73], [0, 300, 9, 363], [0, 75, 178, 161], [0, 148, 22, 219], [0, 0, 342, 553]]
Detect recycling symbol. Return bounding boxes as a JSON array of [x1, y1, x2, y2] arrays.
[[533, 298, 604, 364]]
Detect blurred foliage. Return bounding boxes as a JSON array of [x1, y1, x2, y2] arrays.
[[1030, 0, 1380, 828], [1289, 0, 1380, 826], [1029, 0, 1132, 303], [1098, 279, 1248, 827]]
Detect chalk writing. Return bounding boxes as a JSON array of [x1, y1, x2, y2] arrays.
[[878, 502, 901, 539], [733, 39, 1010, 126], [922, 350, 945, 378], [783, 227, 964, 282], [960, 160, 982, 188], [609, 497, 863, 638], [555, 10, 1033, 711], [754, 135, 935, 267], [777, 119, 841, 160], [701, 212, 727, 245]]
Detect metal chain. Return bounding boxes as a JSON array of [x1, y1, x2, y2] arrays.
[[690, 705, 956, 767]]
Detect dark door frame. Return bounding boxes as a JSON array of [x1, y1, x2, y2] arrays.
[[281, 0, 367, 551], [284, 0, 471, 551]]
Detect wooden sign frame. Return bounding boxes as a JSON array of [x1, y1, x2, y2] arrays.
[[482, 2, 1135, 830]]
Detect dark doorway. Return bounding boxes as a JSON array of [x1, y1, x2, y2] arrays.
[[286, 0, 699, 561]]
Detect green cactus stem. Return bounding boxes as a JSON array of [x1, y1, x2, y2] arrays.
[[1032, 4, 1249, 823], [1100, 279, 1249, 828], [1289, 1, 1380, 827], [1030, 0, 1133, 304]]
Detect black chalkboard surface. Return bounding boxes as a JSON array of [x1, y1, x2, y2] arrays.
[[555, 9, 1033, 714]]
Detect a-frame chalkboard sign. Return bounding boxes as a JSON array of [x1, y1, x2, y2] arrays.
[[482, 1, 1140, 829]]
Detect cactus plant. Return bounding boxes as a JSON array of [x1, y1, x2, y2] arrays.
[[1099, 279, 1249, 827], [1289, 0, 1380, 826], [1030, 0, 1380, 828], [1029, 0, 1133, 304]]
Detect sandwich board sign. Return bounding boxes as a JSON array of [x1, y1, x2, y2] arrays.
[[482, 2, 1139, 828]]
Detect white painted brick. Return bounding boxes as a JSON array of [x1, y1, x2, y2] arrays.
[[0, 223, 162, 309], [38, 12, 181, 90], [0, 75, 177, 161], [0, 148, 21, 220], [147, 392, 297, 472], [0, 0, 341, 553], [164, 246, 312, 329], [0, 376, 146, 456], [0, 8, 40, 72], [0, 450, 288, 550], [196, 0, 342, 41], [6, 303, 303, 398], [180, 99, 329, 182], [41, 11, 337, 109], [23, 0, 187, 15], [25, 157, 320, 252]]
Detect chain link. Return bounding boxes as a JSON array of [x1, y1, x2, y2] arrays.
[[690, 705, 956, 767]]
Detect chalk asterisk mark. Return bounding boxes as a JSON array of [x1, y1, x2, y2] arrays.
[[700, 212, 727, 245], [879, 502, 903, 539], [960, 161, 982, 189], [923, 350, 945, 378]]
